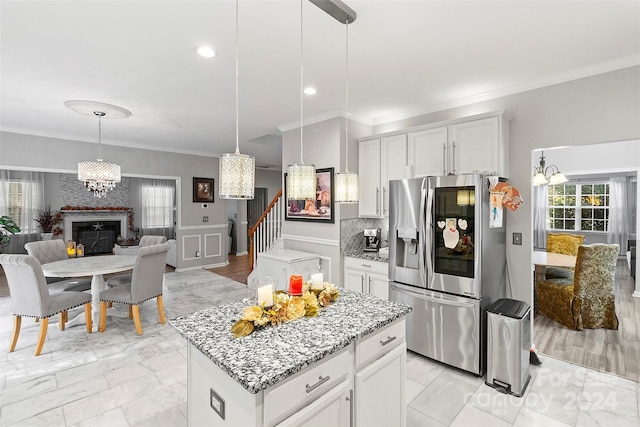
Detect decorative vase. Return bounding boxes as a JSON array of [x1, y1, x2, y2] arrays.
[[40, 232, 53, 241]]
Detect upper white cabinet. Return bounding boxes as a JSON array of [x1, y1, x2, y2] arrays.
[[358, 134, 407, 217], [359, 114, 509, 218]]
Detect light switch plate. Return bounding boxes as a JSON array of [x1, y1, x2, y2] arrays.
[[210, 388, 225, 419], [203, 216, 209, 222], [513, 232, 522, 245]]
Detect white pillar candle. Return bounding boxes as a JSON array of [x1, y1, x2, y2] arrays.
[[257, 284, 274, 307], [310, 272, 324, 286]]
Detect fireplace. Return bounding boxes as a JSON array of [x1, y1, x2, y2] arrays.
[[72, 221, 121, 255], [63, 212, 129, 255]]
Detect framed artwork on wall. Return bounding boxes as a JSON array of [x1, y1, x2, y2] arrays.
[[193, 177, 214, 202], [284, 167, 334, 223]]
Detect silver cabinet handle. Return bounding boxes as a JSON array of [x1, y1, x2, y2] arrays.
[[361, 264, 371, 268], [368, 276, 372, 294], [380, 336, 397, 346], [383, 186, 387, 216], [346, 389, 354, 427], [442, 142, 447, 175], [452, 141, 456, 174], [306, 375, 330, 393], [361, 275, 365, 293], [375, 187, 380, 215]]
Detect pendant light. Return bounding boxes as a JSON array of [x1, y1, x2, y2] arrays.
[[532, 151, 568, 186], [335, 19, 358, 204], [66, 100, 130, 198], [219, 0, 255, 200], [287, 0, 316, 201]]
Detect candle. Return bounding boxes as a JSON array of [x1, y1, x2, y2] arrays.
[[289, 275, 303, 295], [257, 284, 274, 307], [76, 244, 84, 257], [67, 241, 76, 257]]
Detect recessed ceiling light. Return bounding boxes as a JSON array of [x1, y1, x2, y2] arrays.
[[304, 87, 317, 95], [196, 46, 216, 58]]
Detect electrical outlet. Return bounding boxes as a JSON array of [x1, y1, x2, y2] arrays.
[[195, 251, 201, 258], [210, 388, 225, 419], [513, 232, 522, 245], [203, 216, 209, 222]]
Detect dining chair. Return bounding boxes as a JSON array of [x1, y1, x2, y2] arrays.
[[25, 240, 92, 292], [536, 243, 619, 330], [0, 254, 92, 356], [106, 235, 167, 288], [544, 232, 585, 279], [99, 243, 170, 335]]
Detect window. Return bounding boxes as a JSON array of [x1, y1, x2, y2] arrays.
[[140, 181, 175, 228], [548, 183, 609, 232], [6, 181, 42, 233]]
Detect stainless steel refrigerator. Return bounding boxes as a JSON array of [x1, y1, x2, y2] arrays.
[[389, 174, 506, 375]]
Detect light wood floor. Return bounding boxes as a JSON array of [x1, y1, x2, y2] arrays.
[[207, 254, 251, 285], [534, 259, 639, 381]]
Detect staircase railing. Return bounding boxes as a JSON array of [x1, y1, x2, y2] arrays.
[[248, 188, 283, 272]]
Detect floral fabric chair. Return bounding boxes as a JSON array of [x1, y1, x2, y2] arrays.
[[536, 243, 619, 330], [544, 233, 585, 279]]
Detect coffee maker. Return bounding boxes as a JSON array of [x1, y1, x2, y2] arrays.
[[363, 228, 381, 252]]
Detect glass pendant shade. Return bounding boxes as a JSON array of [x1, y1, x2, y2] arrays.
[[548, 172, 568, 185], [335, 171, 359, 203], [77, 159, 121, 198], [219, 152, 256, 199], [287, 163, 316, 200]]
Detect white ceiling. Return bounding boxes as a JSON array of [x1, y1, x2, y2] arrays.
[[1, 1, 639, 170]]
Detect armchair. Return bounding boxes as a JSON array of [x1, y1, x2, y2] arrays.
[[545, 232, 585, 279], [536, 243, 619, 330]]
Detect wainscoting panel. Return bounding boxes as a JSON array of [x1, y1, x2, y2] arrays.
[[204, 233, 222, 258], [182, 234, 202, 261]]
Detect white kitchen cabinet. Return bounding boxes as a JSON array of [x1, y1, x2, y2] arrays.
[[344, 257, 389, 300], [408, 115, 508, 177], [358, 135, 407, 217], [275, 380, 351, 427]]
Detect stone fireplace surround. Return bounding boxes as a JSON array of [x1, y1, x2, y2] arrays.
[[63, 210, 130, 244]]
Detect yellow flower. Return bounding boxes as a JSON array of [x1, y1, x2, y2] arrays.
[[288, 296, 306, 320], [241, 306, 263, 322]]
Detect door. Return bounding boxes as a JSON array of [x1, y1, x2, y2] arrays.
[[449, 117, 499, 175], [344, 268, 364, 293], [247, 187, 268, 230], [408, 127, 448, 176], [390, 283, 481, 375], [381, 134, 407, 217], [368, 272, 389, 300], [355, 344, 406, 427], [358, 139, 382, 217]]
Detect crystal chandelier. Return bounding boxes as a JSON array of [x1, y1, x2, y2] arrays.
[[287, 0, 316, 201], [219, 0, 255, 200], [335, 18, 359, 204], [533, 151, 568, 186], [66, 100, 129, 198]]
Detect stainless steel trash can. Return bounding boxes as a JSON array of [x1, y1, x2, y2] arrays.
[[485, 298, 531, 397]]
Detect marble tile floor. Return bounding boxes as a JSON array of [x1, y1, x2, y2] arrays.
[[0, 270, 638, 427]]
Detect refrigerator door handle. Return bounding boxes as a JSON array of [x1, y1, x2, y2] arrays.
[[397, 286, 477, 309], [424, 186, 434, 279], [418, 178, 427, 285]]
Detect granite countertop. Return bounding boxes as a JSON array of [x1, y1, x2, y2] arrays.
[[170, 289, 411, 394], [344, 250, 389, 263]]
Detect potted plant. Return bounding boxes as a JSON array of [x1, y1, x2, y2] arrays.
[[0, 215, 20, 250], [34, 206, 63, 240]]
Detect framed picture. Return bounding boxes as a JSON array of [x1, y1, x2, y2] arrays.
[[193, 177, 214, 202], [284, 167, 334, 223]]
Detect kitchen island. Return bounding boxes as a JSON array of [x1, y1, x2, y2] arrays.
[[171, 288, 411, 427]]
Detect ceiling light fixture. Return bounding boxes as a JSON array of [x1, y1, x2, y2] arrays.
[[287, 0, 316, 201], [65, 100, 130, 198], [219, 0, 255, 200], [533, 150, 568, 186], [196, 46, 216, 58], [335, 16, 358, 204], [303, 87, 317, 95]]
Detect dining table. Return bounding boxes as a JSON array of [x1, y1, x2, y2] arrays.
[[41, 254, 136, 331], [532, 250, 577, 284]]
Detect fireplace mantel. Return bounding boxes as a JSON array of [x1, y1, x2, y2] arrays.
[[62, 207, 133, 242]]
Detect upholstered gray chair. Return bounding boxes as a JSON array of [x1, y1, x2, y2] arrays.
[[106, 235, 167, 288], [24, 240, 92, 292], [99, 243, 170, 335], [0, 254, 92, 356]]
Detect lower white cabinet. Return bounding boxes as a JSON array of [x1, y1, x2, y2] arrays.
[[344, 257, 389, 300], [355, 344, 406, 427], [276, 380, 351, 427]]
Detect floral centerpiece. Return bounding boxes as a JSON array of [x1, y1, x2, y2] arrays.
[[231, 283, 339, 338], [34, 205, 63, 236]]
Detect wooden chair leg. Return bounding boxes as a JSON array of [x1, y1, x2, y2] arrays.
[[157, 295, 166, 325], [85, 302, 92, 333], [132, 305, 143, 335], [9, 316, 21, 353], [35, 318, 48, 356], [59, 311, 66, 331], [99, 301, 107, 332], [128, 305, 133, 319]]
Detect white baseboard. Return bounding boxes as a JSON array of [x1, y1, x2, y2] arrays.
[[173, 261, 229, 272]]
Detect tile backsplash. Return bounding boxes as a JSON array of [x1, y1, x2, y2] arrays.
[[340, 218, 389, 253]]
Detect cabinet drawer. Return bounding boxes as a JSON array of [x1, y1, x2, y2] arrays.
[[344, 257, 388, 276], [356, 319, 405, 369], [264, 346, 352, 425]]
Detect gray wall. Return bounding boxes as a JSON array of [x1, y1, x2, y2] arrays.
[[373, 66, 640, 308]]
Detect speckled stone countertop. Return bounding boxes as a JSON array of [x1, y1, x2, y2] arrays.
[[170, 289, 411, 394], [344, 250, 389, 263]]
